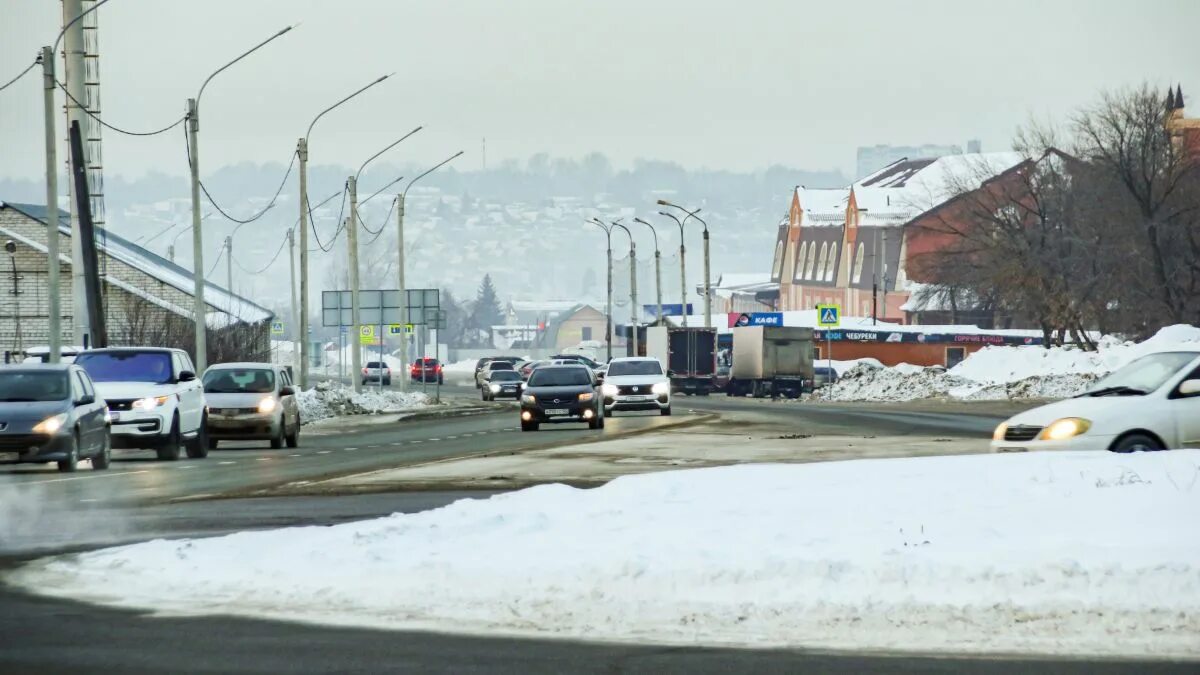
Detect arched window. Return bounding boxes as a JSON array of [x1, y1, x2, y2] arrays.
[[824, 244, 838, 281], [771, 241, 784, 279], [852, 242, 866, 283], [815, 242, 828, 281], [804, 242, 817, 279], [793, 242, 808, 280]]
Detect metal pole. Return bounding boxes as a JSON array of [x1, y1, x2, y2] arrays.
[[297, 137, 310, 387], [347, 176, 363, 393], [606, 235, 613, 361], [63, 0, 89, 348], [702, 228, 712, 328], [167, 244, 174, 263], [187, 97, 207, 371], [434, 329, 441, 404], [678, 229, 688, 328], [396, 194, 408, 392], [655, 249, 663, 324], [630, 238, 638, 356], [287, 228, 298, 375], [225, 236, 232, 293], [41, 47, 62, 364]]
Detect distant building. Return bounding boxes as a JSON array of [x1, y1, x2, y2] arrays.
[[966, 139, 982, 154], [1167, 85, 1200, 159], [855, 143, 963, 179]]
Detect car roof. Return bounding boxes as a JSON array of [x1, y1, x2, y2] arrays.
[[0, 363, 74, 372], [609, 357, 658, 362], [81, 347, 178, 354], [206, 362, 277, 370]]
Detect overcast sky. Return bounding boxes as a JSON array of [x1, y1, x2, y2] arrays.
[[1, 0, 1197, 181]]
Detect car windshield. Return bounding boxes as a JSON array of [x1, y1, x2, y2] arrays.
[[366, 362, 386, 368], [528, 368, 592, 387], [203, 368, 276, 394], [0, 371, 70, 402], [491, 371, 522, 382], [76, 351, 174, 384], [490, 362, 515, 370], [608, 360, 663, 377], [1084, 352, 1199, 395]]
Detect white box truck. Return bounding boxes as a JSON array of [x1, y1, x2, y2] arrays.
[[728, 326, 814, 398]]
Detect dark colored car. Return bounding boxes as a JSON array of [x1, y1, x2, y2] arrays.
[[410, 358, 444, 384], [808, 366, 840, 391], [0, 364, 111, 472], [519, 365, 604, 432], [482, 370, 524, 401], [549, 354, 601, 370]]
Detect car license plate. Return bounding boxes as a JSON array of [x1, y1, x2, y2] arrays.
[[544, 408, 569, 416], [626, 395, 652, 401], [110, 411, 121, 422]]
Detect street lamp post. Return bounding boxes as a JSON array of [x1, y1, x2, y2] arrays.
[[588, 218, 614, 362], [610, 220, 637, 357], [633, 217, 664, 326], [657, 211, 688, 327], [5, 240, 21, 357], [658, 200, 711, 328], [396, 151, 463, 392], [188, 25, 294, 373], [297, 74, 391, 390], [347, 128, 422, 393]]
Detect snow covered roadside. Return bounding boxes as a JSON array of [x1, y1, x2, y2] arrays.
[[822, 324, 1200, 402], [296, 381, 429, 425], [11, 451, 1200, 657]]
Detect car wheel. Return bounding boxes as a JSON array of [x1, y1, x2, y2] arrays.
[[1110, 433, 1165, 453], [186, 414, 209, 459], [58, 430, 80, 472], [481, 390, 489, 401], [157, 416, 182, 461], [661, 406, 672, 417], [91, 431, 112, 470], [285, 417, 300, 448], [521, 420, 539, 432], [269, 420, 284, 449], [384, 377, 391, 386]]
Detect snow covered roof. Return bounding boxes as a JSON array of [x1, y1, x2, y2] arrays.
[[1, 202, 273, 326]]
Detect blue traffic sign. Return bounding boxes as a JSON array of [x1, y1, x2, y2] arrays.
[[816, 304, 841, 327]]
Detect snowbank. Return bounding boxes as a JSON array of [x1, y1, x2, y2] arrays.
[[823, 324, 1200, 402], [12, 451, 1200, 657], [296, 381, 429, 424]]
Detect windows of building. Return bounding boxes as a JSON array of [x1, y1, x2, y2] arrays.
[[771, 241, 784, 279], [852, 242, 866, 283], [582, 326, 592, 341], [793, 242, 807, 281], [804, 241, 817, 279], [824, 244, 837, 281], [815, 242, 827, 281]]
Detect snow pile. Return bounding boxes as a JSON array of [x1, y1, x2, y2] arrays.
[[12, 452, 1200, 657], [823, 324, 1200, 402], [295, 381, 429, 424]]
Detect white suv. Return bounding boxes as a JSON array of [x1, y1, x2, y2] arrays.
[[75, 347, 208, 461], [600, 357, 672, 416]]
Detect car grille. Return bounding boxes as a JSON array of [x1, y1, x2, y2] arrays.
[[1004, 425, 1043, 442], [211, 408, 259, 415], [0, 434, 44, 452], [617, 385, 654, 396], [107, 399, 135, 412], [536, 395, 577, 405]]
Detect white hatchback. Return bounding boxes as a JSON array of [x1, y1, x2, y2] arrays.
[[990, 350, 1200, 452]]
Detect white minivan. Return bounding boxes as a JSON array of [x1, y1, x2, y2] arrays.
[[991, 350, 1200, 452]]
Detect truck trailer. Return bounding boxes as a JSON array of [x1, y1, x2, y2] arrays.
[[728, 326, 814, 398], [645, 326, 718, 395]]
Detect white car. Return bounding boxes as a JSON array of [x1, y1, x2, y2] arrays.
[[991, 350, 1200, 452], [203, 363, 301, 449], [600, 357, 672, 416], [74, 347, 209, 461]]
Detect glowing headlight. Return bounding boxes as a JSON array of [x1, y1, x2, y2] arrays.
[[521, 394, 536, 404], [992, 422, 1008, 441], [651, 382, 670, 395], [578, 392, 595, 402], [32, 412, 68, 434], [257, 397, 278, 413], [601, 383, 618, 397], [490, 384, 501, 393], [132, 395, 171, 411], [1039, 418, 1091, 441]]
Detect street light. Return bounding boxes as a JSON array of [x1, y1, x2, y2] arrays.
[[4, 240, 20, 357], [346, 127, 422, 393], [588, 218, 614, 362], [167, 212, 212, 263], [395, 150, 463, 391], [633, 217, 664, 325], [658, 200, 711, 328], [609, 219, 638, 357], [187, 24, 295, 373], [296, 73, 392, 388], [657, 210, 689, 327]]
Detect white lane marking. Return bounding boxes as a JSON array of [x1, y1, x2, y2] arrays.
[[391, 442, 404, 447], [12, 469, 150, 485], [256, 457, 272, 462], [428, 438, 441, 441], [177, 466, 195, 470], [288, 453, 301, 457], [218, 461, 236, 465], [317, 450, 332, 455], [367, 445, 381, 449], [445, 435, 458, 440], [345, 447, 359, 451], [79, 498, 98, 503], [410, 440, 423, 444]]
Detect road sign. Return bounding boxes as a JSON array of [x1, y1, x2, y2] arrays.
[[817, 304, 841, 327], [388, 324, 404, 336], [431, 309, 448, 330], [359, 325, 375, 345], [729, 312, 783, 328], [405, 324, 414, 334], [321, 289, 404, 327], [405, 288, 440, 326], [270, 320, 285, 335]]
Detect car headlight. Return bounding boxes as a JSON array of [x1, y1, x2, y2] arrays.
[[651, 382, 670, 395], [992, 422, 1008, 441], [1039, 418, 1091, 441], [132, 395, 171, 411], [521, 394, 536, 404], [32, 412, 69, 434], [490, 384, 501, 393], [578, 392, 595, 402], [257, 397, 278, 413], [601, 383, 618, 397]]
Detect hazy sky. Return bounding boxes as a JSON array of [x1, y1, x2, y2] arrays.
[[1, 0, 1197, 181]]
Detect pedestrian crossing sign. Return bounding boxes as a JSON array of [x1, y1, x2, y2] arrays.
[[270, 321, 284, 335], [817, 304, 841, 327]]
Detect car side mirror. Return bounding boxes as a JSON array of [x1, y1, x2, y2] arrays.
[[1179, 379, 1200, 396], [280, 385, 295, 397], [75, 394, 95, 406], [178, 370, 196, 383], [667, 370, 676, 378]]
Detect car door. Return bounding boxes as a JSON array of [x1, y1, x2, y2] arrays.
[[66, 371, 92, 453], [278, 367, 298, 428], [74, 369, 106, 454], [174, 351, 203, 433], [1169, 364, 1200, 448]]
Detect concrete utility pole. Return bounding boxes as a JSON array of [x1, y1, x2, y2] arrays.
[[62, 0, 89, 348], [297, 74, 391, 390], [287, 227, 298, 377], [41, 46, 62, 363], [659, 200, 710, 328], [224, 236, 233, 292], [658, 211, 687, 328], [589, 218, 614, 361], [611, 220, 636, 357], [633, 217, 663, 326]]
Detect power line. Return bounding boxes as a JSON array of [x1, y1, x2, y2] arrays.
[[185, 123, 297, 225], [207, 245, 225, 278], [57, 81, 186, 136], [232, 233, 289, 275], [309, 185, 348, 252], [361, 196, 397, 243], [0, 57, 37, 94]]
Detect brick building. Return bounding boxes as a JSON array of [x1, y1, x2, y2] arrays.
[[0, 202, 272, 362]]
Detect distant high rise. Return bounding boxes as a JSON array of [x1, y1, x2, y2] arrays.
[[967, 139, 982, 154], [855, 143, 962, 179]]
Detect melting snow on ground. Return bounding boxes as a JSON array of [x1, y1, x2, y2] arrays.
[[11, 451, 1200, 657], [295, 381, 429, 424], [822, 324, 1200, 402]]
